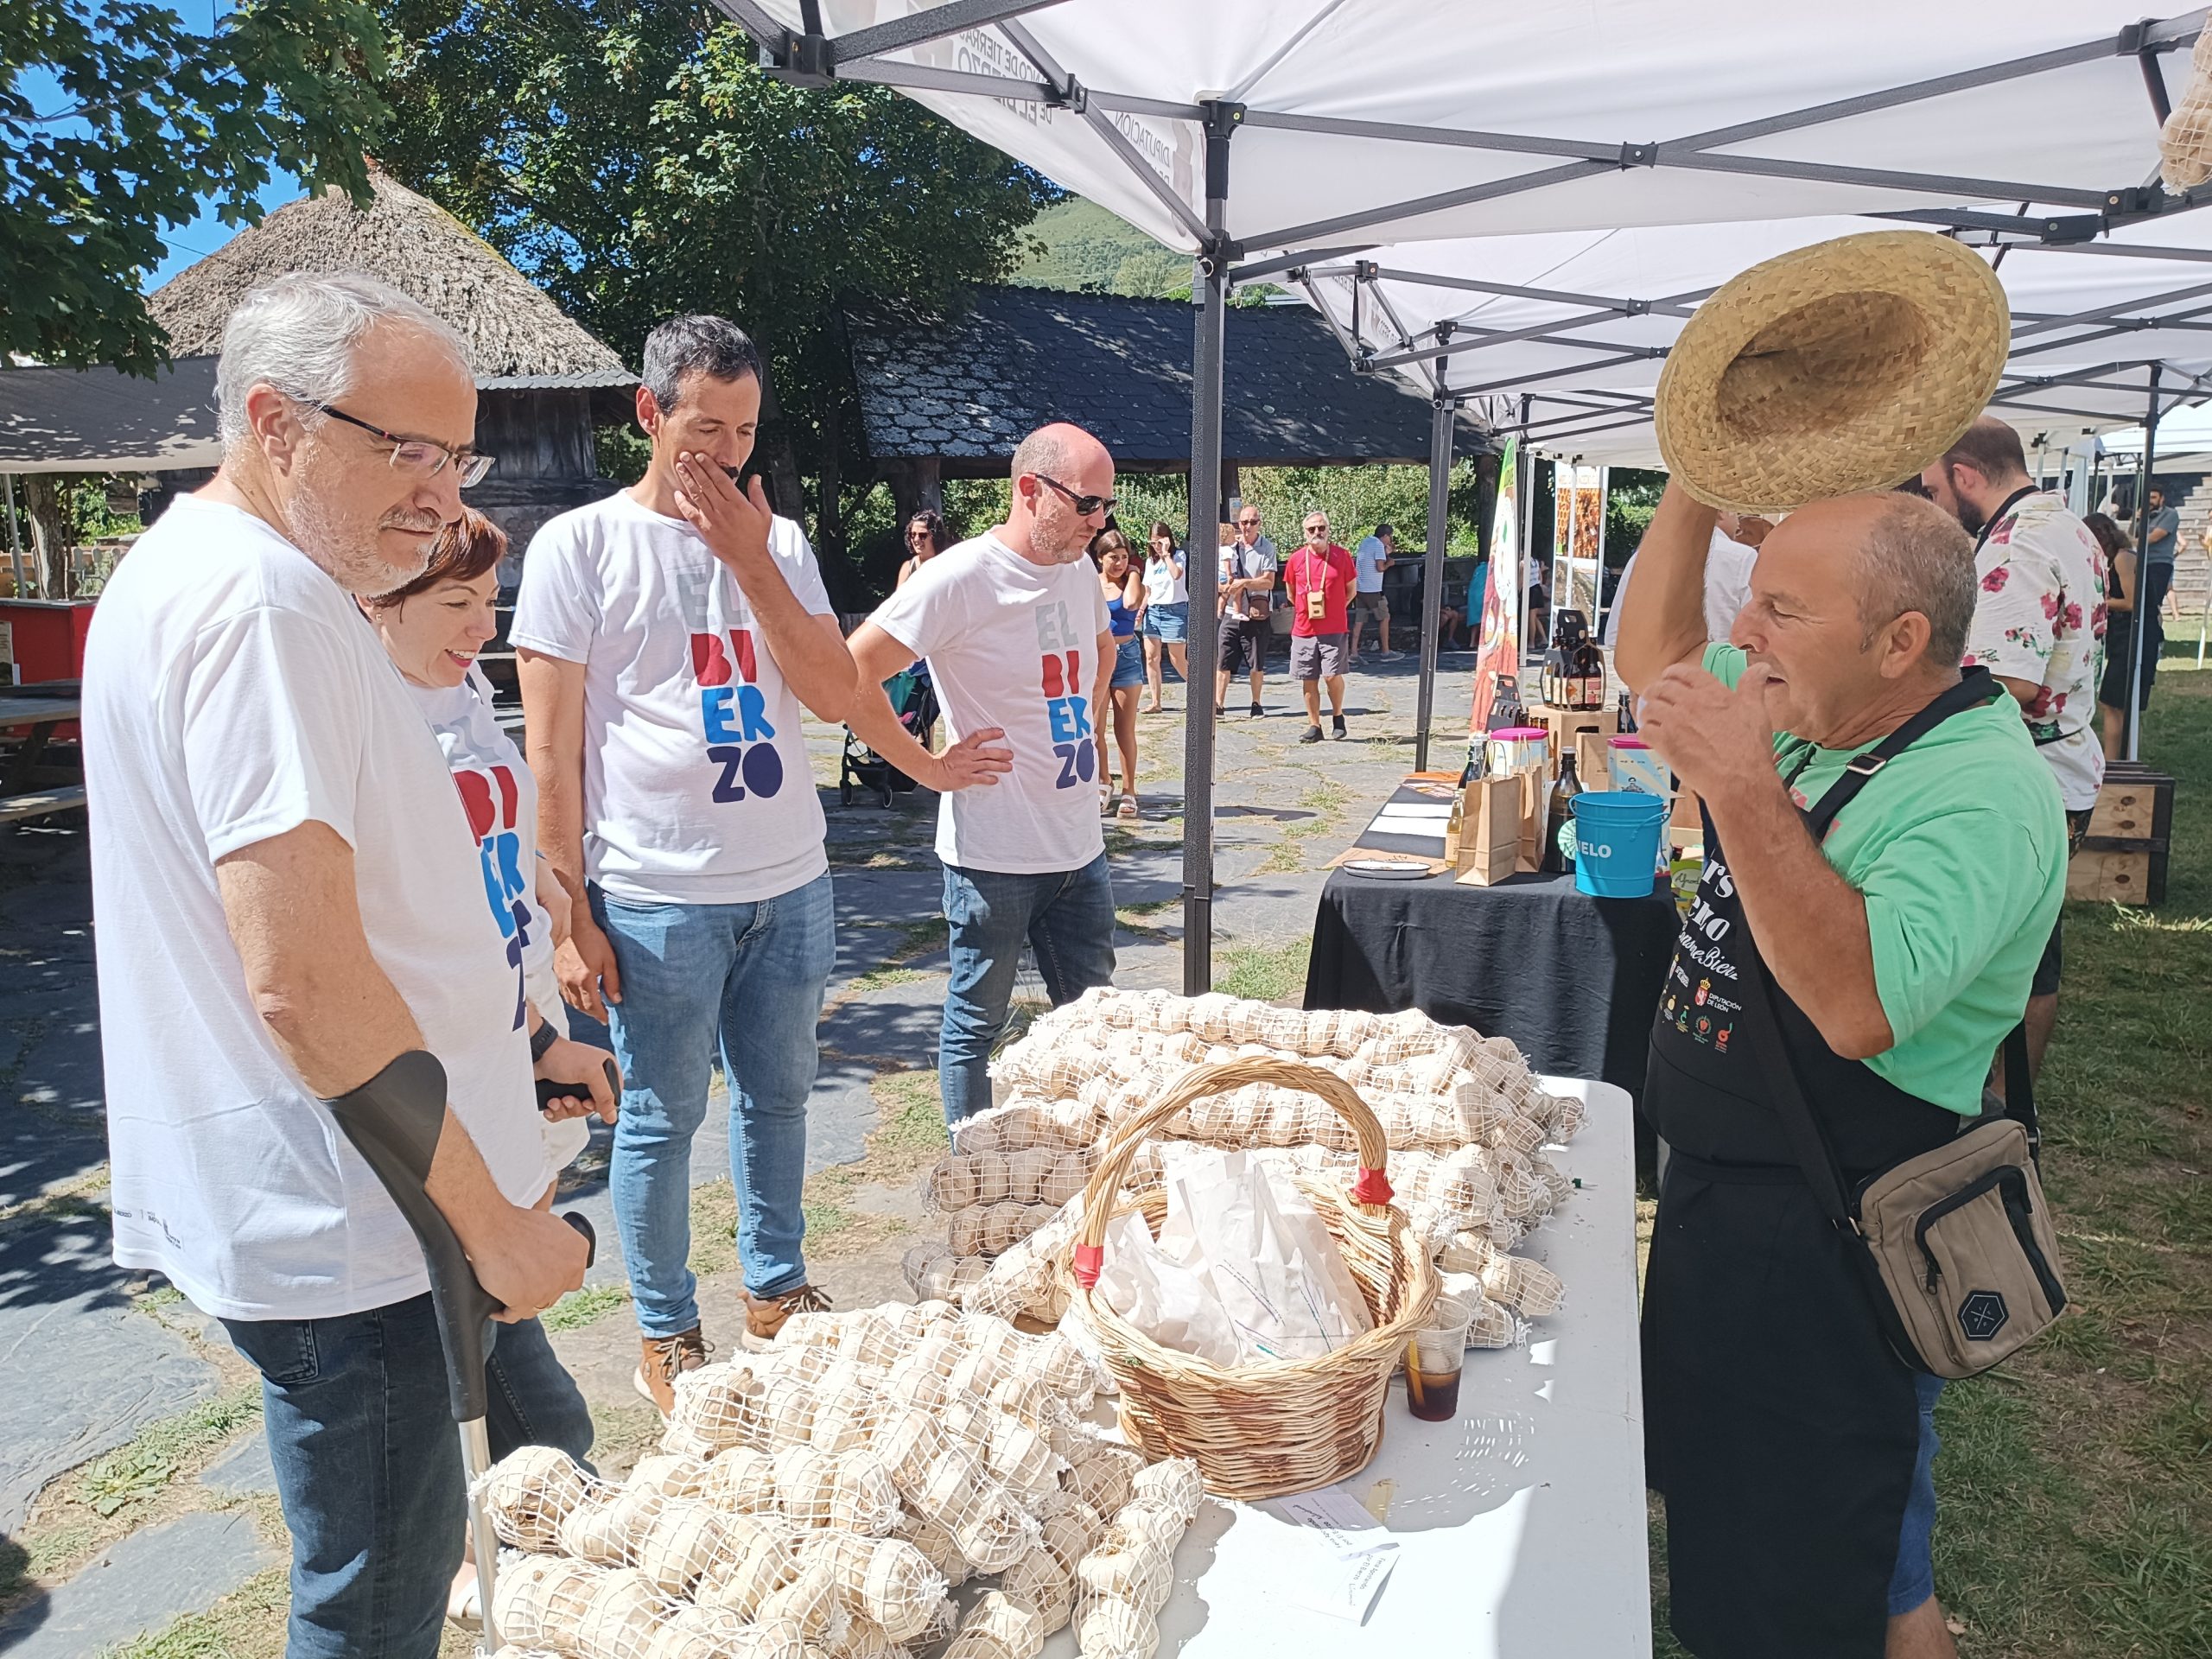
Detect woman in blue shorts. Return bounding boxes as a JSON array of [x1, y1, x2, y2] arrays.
[[1092, 526, 1147, 820], [1139, 519, 1190, 711]]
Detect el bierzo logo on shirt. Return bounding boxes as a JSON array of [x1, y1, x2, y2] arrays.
[[691, 627, 785, 804]]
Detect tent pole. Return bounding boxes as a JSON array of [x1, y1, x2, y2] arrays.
[[2126, 365, 2159, 764], [1181, 101, 1238, 996], [1414, 327, 1455, 771]]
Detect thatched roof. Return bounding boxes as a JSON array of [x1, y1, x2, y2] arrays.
[[149, 168, 632, 391]]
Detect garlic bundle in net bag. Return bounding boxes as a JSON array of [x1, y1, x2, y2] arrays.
[[493, 1554, 604, 1649], [696, 1445, 778, 1515], [946, 1200, 1058, 1259], [997, 1546, 1076, 1630], [1440, 1229, 1567, 1317], [959, 1589, 1048, 1659], [768, 1444, 902, 1534], [755, 1557, 849, 1644], [794, 1529, 950, 1642], [479, 1442, 594, 1552], [571, 1565, 675, 1659], [692, 1514, 802, 1616], [1438, 1272, 1522, 1349]]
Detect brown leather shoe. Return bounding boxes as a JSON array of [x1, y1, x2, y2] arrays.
[[632, 1325, 711, 1417], [742, 1283, 831, 1350]]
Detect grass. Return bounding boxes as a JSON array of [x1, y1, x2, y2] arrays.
[[540, 1281, 632, 1333], [1256, 775, 1354, 874], [101, 1566, 289, 1659], [800, 1070, 950, 1255], [1648, 671, 2212, 1659], [77, 1388, 262, 1521], [1215, 937, 1313, 1003]]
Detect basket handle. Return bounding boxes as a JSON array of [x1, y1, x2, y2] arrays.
[[1071, 1055, 1396, 1289]]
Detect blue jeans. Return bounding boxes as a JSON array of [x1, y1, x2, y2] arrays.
[[222, 1297, 591, 1659], [1887, 1371, 1945, 1616], [939, 854, 1116, 1122], [593, 872, 835, 1328]]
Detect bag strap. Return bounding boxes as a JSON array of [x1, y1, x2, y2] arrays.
[[1800, 667, 2003, 838], [1733, 665, 2010, 1231]]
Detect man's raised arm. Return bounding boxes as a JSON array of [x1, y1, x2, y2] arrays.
[[1615, 482, 1721, 695]]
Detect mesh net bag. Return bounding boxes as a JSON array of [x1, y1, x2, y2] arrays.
[[794, 1530, 948, 1642], [952, 1490, 1045, 1573], [693, 1514, 801, 1616], [817, 1613, 899, 1659], [629, 1452, 711, 1500], [571, 1566, 675, 1659], [696, 1445, 779, 1515], [2164, 29, 2212, 189], [962, 1589, 1047, 1659], [893, 1507, 969, 1588], [480, 1443, 593, 1552], [1127, 1459, 1203, 1525], [997, 1548, 1075, 1630], [1075, 1595, 1159, 1659], [493, 1554, 603, 1649], [755, 1558, 849, 1643], [1073, 1542, 1173, 1611], [633, 1497, 734, 1597], [560, 1483, 661, 1566]]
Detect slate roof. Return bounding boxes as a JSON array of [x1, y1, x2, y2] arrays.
[[846, 286, 1483, 472]]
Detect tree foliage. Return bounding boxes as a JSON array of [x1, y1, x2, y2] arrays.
[[373, 1, 1058, 569], [1, 1, 385, 373]]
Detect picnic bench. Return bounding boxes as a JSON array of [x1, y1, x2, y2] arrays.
[[0, 688, 86, 822]]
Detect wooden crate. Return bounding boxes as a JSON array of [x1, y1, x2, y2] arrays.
[[1530, 702, 1618, 759], [2067, 764, 2173, 906]]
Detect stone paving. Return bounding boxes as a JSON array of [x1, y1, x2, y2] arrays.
[[0, 649, 1475, 1655]]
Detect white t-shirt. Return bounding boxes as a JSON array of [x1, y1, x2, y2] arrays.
[[1141, 550, 1188, 607], [1353, 536, 1390, 593], [411, 668, 589, 1173], [868, 532, 1111, 874], [84, 496, 554, 1322], [1602, 528, 1759, 647], [511, 491, 835, 905], [1219, 536, 1278, 618]]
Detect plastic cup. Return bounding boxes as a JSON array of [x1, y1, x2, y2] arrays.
[[1402, 1299, 1474, 1422]]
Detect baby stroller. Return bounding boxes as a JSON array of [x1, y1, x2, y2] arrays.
[[839, 665, 940, 807]]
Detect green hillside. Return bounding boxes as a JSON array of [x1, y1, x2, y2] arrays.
[[1010, 196, 1189, 298]]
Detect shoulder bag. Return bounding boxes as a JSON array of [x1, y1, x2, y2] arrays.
[[1737, 668, 2070, 1378]]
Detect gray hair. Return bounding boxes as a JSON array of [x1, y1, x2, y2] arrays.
[[1855, 493, 1978, 669], [642, 315, 764, 413], [1009, 424, 1079, 481], [216, 273, 467, 448]]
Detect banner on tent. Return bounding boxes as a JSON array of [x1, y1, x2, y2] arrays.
[[1553, 464, 1606, 626], [1470, 436, 1521, 734]]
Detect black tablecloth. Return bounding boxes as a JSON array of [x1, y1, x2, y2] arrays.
[[1306, 865, 1679, 1100]]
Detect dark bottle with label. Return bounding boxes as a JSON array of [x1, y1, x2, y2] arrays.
[[1543, 751, 1584, 873]]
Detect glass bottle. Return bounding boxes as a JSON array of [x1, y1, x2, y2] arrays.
[[1543, 751, 1583, 873]]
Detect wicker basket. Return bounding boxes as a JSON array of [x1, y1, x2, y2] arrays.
[[1065, 1056, 1439, 1499]]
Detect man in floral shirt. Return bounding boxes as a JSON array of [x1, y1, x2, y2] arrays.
[[1923, 416, 2104, 1077]]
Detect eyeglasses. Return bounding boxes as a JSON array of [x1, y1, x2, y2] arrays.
[[304, 400, 495, 488], [1304, 524, 1330, 537], [1035, 474, 1116, 517], [906, 528, 934, 542]]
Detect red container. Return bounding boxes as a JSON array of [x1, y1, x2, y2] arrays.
[[0, 599, 97, 684]]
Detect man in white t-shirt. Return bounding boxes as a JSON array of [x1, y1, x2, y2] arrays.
[[845, 424, 1120, 1121], [83, 274, 590, 1656], [514, 315, 858, 1402], [1604, 514, 1760, 649], [1923, 415, 2107, 1079], [1350, 523, 1401, 660], [1216, 505, 1279, 716]]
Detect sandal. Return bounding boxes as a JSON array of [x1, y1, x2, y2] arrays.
[[1117, 793, 1139, 821]]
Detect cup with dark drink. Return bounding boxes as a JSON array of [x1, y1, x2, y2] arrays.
[[1402, 1299, 1473, 1423]]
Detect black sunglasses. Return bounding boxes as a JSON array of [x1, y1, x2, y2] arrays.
[[1035, 474, 1116, 517]]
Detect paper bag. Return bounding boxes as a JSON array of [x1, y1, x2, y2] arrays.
[[1516, 759, 1553, 874], [1455, 774, 1522, 886], [1575, 730, 1612, 791], [1094, 1208, 1243, 1369]]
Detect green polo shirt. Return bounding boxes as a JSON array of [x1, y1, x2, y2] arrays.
[[1702, 644, 2066, 1114]]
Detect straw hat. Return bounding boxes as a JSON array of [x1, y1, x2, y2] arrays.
[[1654, 231, 2009, 514]]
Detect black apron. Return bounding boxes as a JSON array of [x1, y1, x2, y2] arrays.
[[1641, 674, 1999, 1659]]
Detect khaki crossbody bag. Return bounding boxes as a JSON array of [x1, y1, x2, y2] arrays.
[[1740, 668, 2070, 1379]]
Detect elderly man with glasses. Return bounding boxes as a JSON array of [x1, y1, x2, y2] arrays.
[[1216, 503, 1280, 717], [1287, 511, 1358, 741], [846, 423, 1122, 1121], [83, 273, 592, 1656]]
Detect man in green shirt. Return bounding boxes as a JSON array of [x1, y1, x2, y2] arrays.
[[1618, 483, 2064, 1659]]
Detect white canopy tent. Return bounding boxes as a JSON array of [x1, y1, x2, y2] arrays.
[[710, 0, 2211, 987]]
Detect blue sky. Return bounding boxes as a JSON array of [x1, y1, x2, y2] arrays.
[[20, 2, 294, 292]]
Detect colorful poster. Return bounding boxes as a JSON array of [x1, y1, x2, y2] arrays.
[[1469, 436, 1521, 734], [1552, 463, 1605, 626]]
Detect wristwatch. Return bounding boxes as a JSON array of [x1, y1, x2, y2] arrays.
[[529, 1020, 559, 1064]]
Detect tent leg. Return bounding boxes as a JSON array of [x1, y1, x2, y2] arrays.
[[2127, 366, 2159, 765], [1181, 105, 1236, 996], [1413, 355, 1455, 772]]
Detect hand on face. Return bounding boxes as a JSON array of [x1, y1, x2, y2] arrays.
[[1635, 661, 1781, 806], [672, 451, 776, 575]]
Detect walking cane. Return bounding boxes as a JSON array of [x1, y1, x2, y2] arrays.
[[325, 1052, 609, 1655]]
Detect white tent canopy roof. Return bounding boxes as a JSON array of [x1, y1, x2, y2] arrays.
[[1294, 214, 2212, 467], [728, 1, 2207, 256]]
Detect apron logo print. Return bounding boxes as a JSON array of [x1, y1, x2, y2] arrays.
[[1958, 1289, 2009, 1342], [690, 629, 784, 804]]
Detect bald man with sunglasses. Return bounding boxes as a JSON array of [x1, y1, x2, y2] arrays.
[[848, 424, 1121, 1120]]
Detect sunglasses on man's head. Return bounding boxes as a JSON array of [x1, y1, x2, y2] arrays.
[[1035, 474, 1117, 517]]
